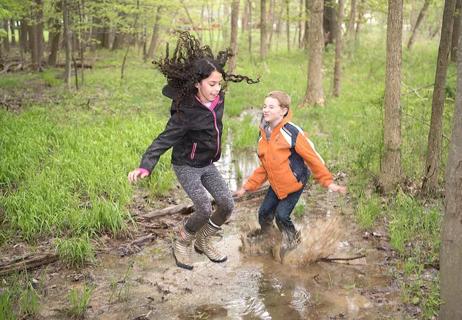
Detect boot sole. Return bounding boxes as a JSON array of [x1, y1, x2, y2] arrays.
[[194, 246, 227, 263], [172, 248, 193, 270]]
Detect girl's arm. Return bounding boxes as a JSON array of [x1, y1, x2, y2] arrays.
[[129, 111, 187, 182]]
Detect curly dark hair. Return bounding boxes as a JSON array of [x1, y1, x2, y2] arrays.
[[154, 31, 258, 104]]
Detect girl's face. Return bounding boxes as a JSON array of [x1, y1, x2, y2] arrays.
[[262, 96, 288, 127], [195, 70, 223, 103]]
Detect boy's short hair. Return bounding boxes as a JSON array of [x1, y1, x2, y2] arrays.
[[266, 91, 291, 109]]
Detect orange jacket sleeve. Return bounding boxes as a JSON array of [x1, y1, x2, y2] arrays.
[[243, 164, 268, 191], [294, 132, 333, 188]]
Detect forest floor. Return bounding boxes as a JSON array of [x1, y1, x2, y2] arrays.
[[1, 182, 412, 319]]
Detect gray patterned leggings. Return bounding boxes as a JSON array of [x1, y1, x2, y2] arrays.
[[173, 164, 234, 233]]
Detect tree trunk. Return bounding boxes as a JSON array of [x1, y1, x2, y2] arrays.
[[407, 0, 430, 50], [439, 13, 462, 318], [3, 21, 10, 53], [63, 0, 72, 88], [303, 0, 310, 49], [248, 0, 253, 56], [267, 0, 276, 52], [146, 6, 163, 61], [323, 0, 336, 46], [286, 0, 291, 52], [346, 0, 356, 38], [20, 19, 29, 53], [333, 0, 344, 97], [242, 0, 249, 33], [228, 0, 240, 73], [451, 0, 462, 61], [302, 0, 325, 106], [47, 1, 62, 66], [422, 0, 457, 195], [29, 0, 44, 71], [298, 0, 303, 48], [10, 20, 16, 46], [354, 0, 364, 44], [379, 0, 403, 193], [260, 0, 268, 59]]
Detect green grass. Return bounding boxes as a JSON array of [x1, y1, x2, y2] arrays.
[[0, 31, 449, 319], [67, 285, 94, 318], [56, 235, 95, 267]]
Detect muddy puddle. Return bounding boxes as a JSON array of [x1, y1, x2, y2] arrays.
[[36, 181, 404, 319]]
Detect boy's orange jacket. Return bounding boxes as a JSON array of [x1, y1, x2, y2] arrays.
[[243, 110, 333, 199]]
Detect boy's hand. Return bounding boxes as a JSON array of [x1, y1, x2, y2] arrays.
[[233, 187, 247, 198], [328, 183, 347, 194], [128, 168, 150, 183]]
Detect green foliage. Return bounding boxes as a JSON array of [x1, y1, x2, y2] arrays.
[[40, 69, 62, 87], [228, 115, 259, 150], [0, 290, 15, 320], [18, 283, 40, 317], [67, 285, 94, 318], [56, 235, 95, 267], [356, 194, 382, 229]]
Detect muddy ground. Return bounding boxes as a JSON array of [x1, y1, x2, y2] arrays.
[[9, 183, 405, 320]]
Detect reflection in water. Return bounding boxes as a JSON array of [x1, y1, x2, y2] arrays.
[[215, 140, 259, 191]]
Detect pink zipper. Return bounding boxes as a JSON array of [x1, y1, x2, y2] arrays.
[[190, 142, 197, 159]]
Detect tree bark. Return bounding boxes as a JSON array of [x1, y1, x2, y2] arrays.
[[228, 0, 240, 73], [379, 0, 403, 193], [63, 0, 72, 89], [407, 0, 430, 50], [422, 0, 457, 195], [439, 12, 462, 318], [354, 0, 364, 44], [451, 0, 462, 61], [302, 0, 325, 106], [146, 6, 163, 61], [333, 0, 344, 97], [2, 21, 10, 53], [260, 0, 268, 59], [323, 0, 336, 45], [346, 0, 356, 38], [286, 0, 291, 52], [248, 0, 253, 56], [303, 0, 309, 49], [29, 0, 44, 71]]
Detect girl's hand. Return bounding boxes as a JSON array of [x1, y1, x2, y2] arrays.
[[328, 183, 347, 194], [233, 187, 247, 198], [128, 168, 150, 183]]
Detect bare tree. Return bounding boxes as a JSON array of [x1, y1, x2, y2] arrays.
[[407, 0, 430, 50], [228, 0, 240, 73], [451, 0, 462, 61], [285, 0, 291, 52], [346, 0, 356, 38], [379, 0, 403, 192], [440, 12, 462, 318], [146, 6, 163, 61], [260, 0, 268, 59], [248, 0, 253, 56], [302, 0, 325, 106], [63, 0, 72, 89], [333, 0, 344, 97], [323, 0, 336, 45], [422, 0, 457, 195]]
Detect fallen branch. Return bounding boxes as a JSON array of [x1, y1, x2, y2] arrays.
[[139, 186, 269, 221], [0, 253, 58, 277], [319, 254, 366, 262]]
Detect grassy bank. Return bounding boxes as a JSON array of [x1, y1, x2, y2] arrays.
[[0, 34, 451, 318]]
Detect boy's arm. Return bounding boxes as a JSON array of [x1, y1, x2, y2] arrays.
[[243, 164, 268, 191], [139, 111, 187, 173], [294, 132, 333, 188]]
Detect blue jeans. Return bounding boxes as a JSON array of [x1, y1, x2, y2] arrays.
[[258, 186, 304, 236]]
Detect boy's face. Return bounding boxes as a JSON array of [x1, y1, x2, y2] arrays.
[[195, 71, 223, 103], [262, 97, 288, 126]]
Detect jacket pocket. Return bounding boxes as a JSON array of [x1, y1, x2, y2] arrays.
[[190, 142, 197, 160]]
